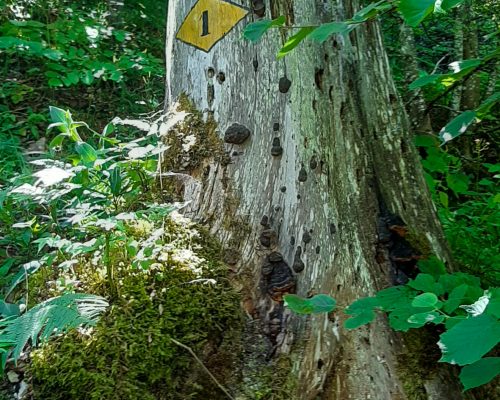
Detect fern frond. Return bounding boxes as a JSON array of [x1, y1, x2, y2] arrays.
[[0, 293, 108, 363]]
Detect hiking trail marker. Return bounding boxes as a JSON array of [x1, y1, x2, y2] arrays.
[[176, 0, 249, 52]]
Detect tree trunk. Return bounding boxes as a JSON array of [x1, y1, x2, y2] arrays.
[[164, 1, 466, 398]]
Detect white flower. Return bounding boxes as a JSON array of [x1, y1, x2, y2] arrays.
[[85, 26, 99, 40]]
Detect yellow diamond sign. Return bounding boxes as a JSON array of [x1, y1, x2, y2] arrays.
[[176, 0, 249, 52]]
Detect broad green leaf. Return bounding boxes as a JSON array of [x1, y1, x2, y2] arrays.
[[66, 71, 80, 85], [308, 294, 336, 313], [418, 256, 446, 277], [446, 173, 469, 194], [344, 310, 376, 330], [439, 0, 464, 11], [421, 154, 447, 173], [81, 70, 94, 85], [398, 0, 435, 27], [42, 49, 62, 61], [75, 142, 98, 164], [408, 274, 444, 295], [345, 296, 379, 314], [438, 314, 500, 365], [344, 297, 379, 328], [388, 304, 423, 331], [439, 110, 477, 144], [49, 106, 67, 124], [448, 59, 482, 73], [376, 286, 415, 311], [308, 22, 349, 43], [476, 92, 500, 119], [283, 294, 314, 314], [459, 357, 500, 390], [0, 301, 20, 318], [414, 135, 438, 148], [409, 74, 444, 90], [443, 284, 469, 314], [412, 293, 438, 308], [48, 78, 63, 87], [278, 27, 316, 58], [486, 288, 500, 318], [242, 16, 285, 42], [350, 0, 392, 22], [408, 311, 444, 327], [439, 191, 449, 208], [284, 294, 336, 314], [109, 167, 122, 196]]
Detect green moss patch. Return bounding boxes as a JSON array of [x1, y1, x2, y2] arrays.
[[29, 217, 241, 400]]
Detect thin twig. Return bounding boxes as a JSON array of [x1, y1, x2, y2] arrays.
[[170, 338, 235, 400], [431, 54, 449, 74]]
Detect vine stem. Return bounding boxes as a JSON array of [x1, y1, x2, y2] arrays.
[[170, 338, 235, 400]]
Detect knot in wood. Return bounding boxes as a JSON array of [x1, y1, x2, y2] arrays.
[[279, 76, 291, 93], [224, 123, 251, 144]]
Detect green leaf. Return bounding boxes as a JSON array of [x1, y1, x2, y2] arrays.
[[412, 292, 438, 308], [476, 92, 500, 119], [459, 357, 500, 390], [308, 294, 337, 313], [66, 71, 80, 85], [284, 294, 336, 314], [439, 191, 449, 208], [414, 135, 438, 148], [0, 301, 20, 318], [418, 256, 446, 277], [49, 106, 67, 124], [81, 70, 94, 85], [439, 0, 464, 11], [408, 274, 444, 295], [409, 74, 444, 90], [376, 286, 415, 311], [407, 311, 444, 327], [48, 78, 63, 87], [446, 173, 469, 194], [42, 49, 62, 61], [486, 288, 500, 318], [308, 22, 350, 43], [439, 110, 477, 144], [398, 0, 436, 27], [344, 297, 379, 329], [278, 27, 316, 58], [109, 167, 122, 196], [344, 310, 376, 330], [75, 142, 98, 164], [443, 284, 469, 314], [438, 314, 500, 366], [242, 16, 286, 42], [284, 294, 314, 314]]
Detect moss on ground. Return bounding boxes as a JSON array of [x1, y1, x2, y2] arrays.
[[397, 327, 441, 400], [28, 217, 242, 400]]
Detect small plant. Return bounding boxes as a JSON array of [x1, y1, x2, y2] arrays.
[[284, 256, 500, 390]]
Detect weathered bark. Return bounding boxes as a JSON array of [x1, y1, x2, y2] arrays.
[[164, 1, 466, 399]]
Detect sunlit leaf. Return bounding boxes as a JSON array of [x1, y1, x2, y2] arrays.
[[278, 27, 316, 58], [242, 16, 285, 42], [438, 314, 500, 365], [308, 22, 349, 43], [439, 111, 477, 144]]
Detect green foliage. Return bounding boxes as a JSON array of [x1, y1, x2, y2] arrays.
[[283, 294, 336, 314], [287, 257, 500, 389], [0, 293, 107, 364], [459, 357, 500, 390]]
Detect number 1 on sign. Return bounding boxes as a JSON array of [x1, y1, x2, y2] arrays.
[[201, 10, 209, 36]]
